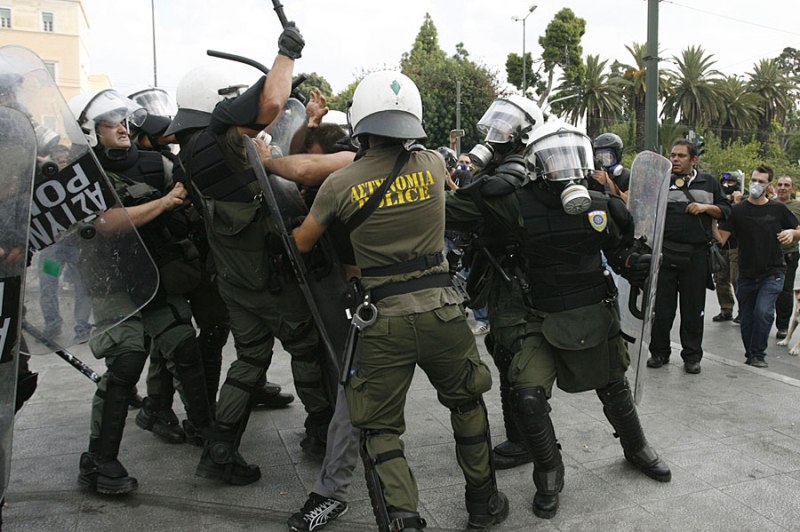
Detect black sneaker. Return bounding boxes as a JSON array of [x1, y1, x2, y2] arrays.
[[712, 312, 733, 322], [777, 329, 788, 340], [733, 314, 741, 324], [751, 359, 769, 368], [646, 356, 666, 368], [288, 492, 348, 532]]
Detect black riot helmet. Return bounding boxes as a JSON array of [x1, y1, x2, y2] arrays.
[[720, 170, 744, 194], [592, 132, 623, 168], [436, 146, 457, 170]]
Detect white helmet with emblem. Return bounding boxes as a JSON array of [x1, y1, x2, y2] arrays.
[[348, 70, 426, 142]]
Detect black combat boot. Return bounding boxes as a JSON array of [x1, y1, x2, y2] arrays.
[[596, 380, 671, 482], [465, 480, 510, 531], [252, 380, 295, 409], [512, 386, 564, 519], [387, 510, 427, 531], [173, 339, 213, 432], [79, 375, 138, 495], [196, 421, 261, 485], [135, 396, 186, 444]]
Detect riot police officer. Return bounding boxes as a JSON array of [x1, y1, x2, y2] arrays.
[[68, 89, 213, 494], [166, 23, 335, 484], [446, 95, 544, 471], [292, 71, 508, 532]]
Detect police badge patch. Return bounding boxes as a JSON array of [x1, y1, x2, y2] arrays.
[[588, 210, 608, 232]]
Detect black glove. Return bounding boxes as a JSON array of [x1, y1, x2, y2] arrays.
[[623, 252, 651, 288], [278, 22, 305, 60]]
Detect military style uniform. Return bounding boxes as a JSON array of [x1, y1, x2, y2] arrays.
[[81, 145, 212, 492], [449, 176, 671, 519], [310, 143, 498, 523], [176, 80, 333, 483]]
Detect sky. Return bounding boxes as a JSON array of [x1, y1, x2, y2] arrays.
[[83, 0, 800, 98]]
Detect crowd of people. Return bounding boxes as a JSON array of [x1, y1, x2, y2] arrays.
[[8, 21, 800, 532]]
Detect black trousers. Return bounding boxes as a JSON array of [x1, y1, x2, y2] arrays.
[[775, 251, 799, 330], [650, 248, 708, 364]]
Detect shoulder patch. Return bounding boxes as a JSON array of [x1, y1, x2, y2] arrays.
[[588, 210, 608, 232]]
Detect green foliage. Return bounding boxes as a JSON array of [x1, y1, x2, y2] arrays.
[[296, 72, 333, 101], [328, 78, 360, 112], [505, 52, 535, 91], [662, 45, 722, 127], [536, 8, 586, 103], [401, 13, 499, 150]]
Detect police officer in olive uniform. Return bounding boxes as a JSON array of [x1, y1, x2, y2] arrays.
[[292, 71, 508, 532], [69, 90, 213, 495], [165, 23, 334, 484], [446, 95, 545, 471]]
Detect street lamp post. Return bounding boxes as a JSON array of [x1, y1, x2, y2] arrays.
[[512, 4, 538, 95]]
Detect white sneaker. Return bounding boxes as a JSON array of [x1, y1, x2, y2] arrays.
[[471, 322, 490, 335]]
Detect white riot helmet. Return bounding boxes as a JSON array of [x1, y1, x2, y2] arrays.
[[128, 87, 177, 118], [68, 89, 147, 147], [524, 120, 595, 215], [347, 70, 426, 143], [477, 95, 544, 146], [164, 66, 249, 136]]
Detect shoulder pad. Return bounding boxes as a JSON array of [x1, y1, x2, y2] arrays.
[[607, 194, 632, 228], [479, 155, 529, 197]]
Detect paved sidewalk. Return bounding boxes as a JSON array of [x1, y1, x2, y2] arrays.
[[5, 318, 800, 531]]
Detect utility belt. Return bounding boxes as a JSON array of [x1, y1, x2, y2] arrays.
[[529, 270, 616, 313]]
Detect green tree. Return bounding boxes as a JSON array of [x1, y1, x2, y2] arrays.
[[505, 52, 535, 92], [552, 55, 623, 139], [296, 72, 333, 102], [715, 75, 759, 146], [328, 78, 359, 113], [662, 45, 722, 128], [535, 8, 586, 106], [618, 42, 668, 151], [747, 58, 798, 156], [401, 13, 499, 150]]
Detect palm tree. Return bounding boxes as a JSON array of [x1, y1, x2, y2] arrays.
[[553, 54, 623, 139], [662, 45, 722, 129], [747, 58, 798, 155], [715, 75, 759, 145], [619, 42, 669, 151]]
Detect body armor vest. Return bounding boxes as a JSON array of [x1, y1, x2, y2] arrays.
[[180, 129, 258, 203], [518, 185, 613, 312]]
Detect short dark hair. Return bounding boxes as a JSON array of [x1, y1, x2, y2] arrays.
[[754, 164, 774, 181], [304, 123, 349, 154], [671, 139, 697, 158]]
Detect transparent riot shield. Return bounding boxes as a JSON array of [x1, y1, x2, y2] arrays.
[[617, 151, 671, 404], [0, 45, 159, 354], [256, 97, 307, 158], [0, 106, 36, 503]]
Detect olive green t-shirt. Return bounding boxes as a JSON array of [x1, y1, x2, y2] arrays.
[[781, 199, 800, 253], [310, 143, 462, 315]]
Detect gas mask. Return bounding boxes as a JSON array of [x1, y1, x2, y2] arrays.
[[594, 148, 623, 177], [524, 123, 595, 215], [468, 143, 494, 169]]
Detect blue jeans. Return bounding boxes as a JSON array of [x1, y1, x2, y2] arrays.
[[737, 273, 784, 361]]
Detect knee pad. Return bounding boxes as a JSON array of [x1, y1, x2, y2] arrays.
[[513, 386, 551, 418], [596, 379, 630, 406], [173, 337, 202, 367], [107, 352, 147, 386]]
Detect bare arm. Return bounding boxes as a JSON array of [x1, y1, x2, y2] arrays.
[[777, 226, 800, 245], [96, 182, 188, 234], [292, 212, 327, 253], [257, 140, 355, 185], [686, 203, 723, 219], [717, 227, 731, 246], [255, 55, 295, 127]]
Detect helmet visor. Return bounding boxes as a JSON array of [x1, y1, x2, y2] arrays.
[[129, 88, 177, 118], [84, 90, 147, 128], [594, 149, 616, 168], [525, 130, 594, 181], [476, 100, 527, 144]]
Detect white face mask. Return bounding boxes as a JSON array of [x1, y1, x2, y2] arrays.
[[749, 182, 766, 199]]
